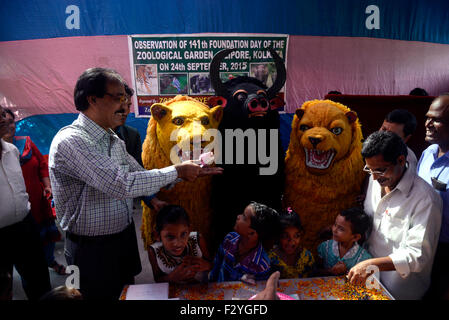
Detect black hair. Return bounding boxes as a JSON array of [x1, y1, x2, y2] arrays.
[[384, 109, 417, 137], [74, 67, 124, 111], [155, 205, 190, 233], [409, 88, 428, 96], [431, 94, 449, 122], [248, 201, 280, 242], [361, 130, 407, 164], [39, 286, 83, 301], [339, 207, 372, 244], [327, 90, 342, 95], [279, 208, 303, 233], [124, 83, 134, 97], [3, 108, 15, 120]]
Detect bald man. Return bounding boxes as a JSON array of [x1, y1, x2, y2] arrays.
[[417, 93, 449, 300]]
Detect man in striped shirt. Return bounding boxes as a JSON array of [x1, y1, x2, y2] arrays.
[[49, 68, 222, 299]]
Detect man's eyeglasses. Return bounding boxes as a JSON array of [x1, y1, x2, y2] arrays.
[[363, 165, 389, 176], [104, 93, 129, 104]]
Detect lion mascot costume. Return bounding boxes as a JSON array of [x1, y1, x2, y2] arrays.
[[284, 99, 365, 252], [140, 95, 223, 251]]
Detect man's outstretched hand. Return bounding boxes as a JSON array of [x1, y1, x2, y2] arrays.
[[199, 166, 223, 177], [252, 271, 280, 300], [175, 161, 223, 182]]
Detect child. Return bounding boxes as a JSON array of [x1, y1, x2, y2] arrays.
[[317, 207, 372, 276], [268, 208, 315, 279], [148, 205, 212, 284], [209, 201, 280, 283]]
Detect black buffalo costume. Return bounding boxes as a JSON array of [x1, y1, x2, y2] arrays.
[[208, 48, 287, 251]]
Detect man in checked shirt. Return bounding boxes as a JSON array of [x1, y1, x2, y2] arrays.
[[48, 67, 223, 300]]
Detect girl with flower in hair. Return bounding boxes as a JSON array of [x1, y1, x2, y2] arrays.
[[268, 208, 315, 279]]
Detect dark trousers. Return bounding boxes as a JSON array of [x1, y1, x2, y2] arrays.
[[0, 213, 51, 300], [65, 221, 142, 300], [424, 241, 449, 300]]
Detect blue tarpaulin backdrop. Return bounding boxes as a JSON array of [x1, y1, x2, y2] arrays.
[[2, 0, 449, 44]]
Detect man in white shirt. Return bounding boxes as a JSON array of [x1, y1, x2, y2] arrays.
[[0, 105, 51, 300], [348, 130, 442, 300]]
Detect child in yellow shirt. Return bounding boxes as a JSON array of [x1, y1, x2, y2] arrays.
[[268, 208, 315, 279]]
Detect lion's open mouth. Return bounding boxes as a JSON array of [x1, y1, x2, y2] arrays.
[[304, 148, 336, 170]]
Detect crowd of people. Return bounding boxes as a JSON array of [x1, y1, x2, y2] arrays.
[[1, 67, 448, 301]]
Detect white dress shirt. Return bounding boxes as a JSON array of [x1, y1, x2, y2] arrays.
[[0, 139, 30, 228], [364, 165, 442, 299]]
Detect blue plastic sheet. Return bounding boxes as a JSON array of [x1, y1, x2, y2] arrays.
[[1, 0, 449, 44]]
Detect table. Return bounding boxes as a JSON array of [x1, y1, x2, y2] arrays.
[[120, 276, 394, 300]]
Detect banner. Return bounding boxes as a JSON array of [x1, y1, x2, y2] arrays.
[[128, 34, 288, 117]]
